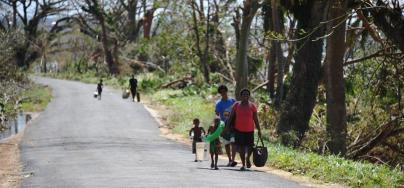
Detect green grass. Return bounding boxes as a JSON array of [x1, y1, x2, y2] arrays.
[[150, 89, 216, 134], [267, 142, 403, 187], [149, 88, 404, 188], [20, 83, 52, 112]]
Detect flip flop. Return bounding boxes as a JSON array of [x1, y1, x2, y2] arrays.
[[231, 161, 238, 167], [247, 160, 251, 168]]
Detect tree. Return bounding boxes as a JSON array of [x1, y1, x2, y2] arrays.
[[277, 0, 327, 146], [0, 0, 67, 69], [271, 0, 286, 108], [80, 0, 119, 74], [234, 0, 260, 99], [325, 0, 348, 155], [364, 0, 404, 53], [262, 0, 276, 99], [189, 0, 211, 83], [121, 0, 143, 42]]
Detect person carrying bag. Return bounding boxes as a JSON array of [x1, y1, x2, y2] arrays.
[[227, 88, 263, 171]]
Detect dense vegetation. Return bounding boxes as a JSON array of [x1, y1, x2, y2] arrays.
[[1, 0, 403, 186]]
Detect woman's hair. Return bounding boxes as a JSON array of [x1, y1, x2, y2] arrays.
[[193, 118, 200, 124], [239, 88, 250, 96], [217, 85, 228, 93]]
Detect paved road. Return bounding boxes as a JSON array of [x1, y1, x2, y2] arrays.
[[20, 77, 306, 188]]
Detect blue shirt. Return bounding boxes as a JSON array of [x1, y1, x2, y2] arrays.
[[215, 98, 236, 121]]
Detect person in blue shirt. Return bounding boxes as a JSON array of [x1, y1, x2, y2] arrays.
[[215, 85, 237, 167]]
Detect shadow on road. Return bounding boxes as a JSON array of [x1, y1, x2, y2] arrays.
[[196, 167, 265, 173]]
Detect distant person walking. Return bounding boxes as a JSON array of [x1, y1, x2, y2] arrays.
[[129, 75, 138, 102], [229, 88, 261, 171], [215, 85, 237, 167], [97, 79, 103, 100]]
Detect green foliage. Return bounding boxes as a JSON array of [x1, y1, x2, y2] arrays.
[[267, 142, 403, 187], [138, 73, 165, 92], [20, 84, 52, 112], [150, 89, 215, 134], [0, 30, 29, 127]]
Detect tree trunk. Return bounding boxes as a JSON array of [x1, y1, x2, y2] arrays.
[[263, 0, 275, 99], [100, 15, 118, 74], [42, 53, 47, 73], [12, 1, 17, 29], [235, 0, 260, 100], [277, 1, 327, 146], [127, 0, 140, 41], [202, 3, 211, 83], [15, 45, 28, 68], [325, 0, 348, 155], [190, 1, 210, 83], [272, 0, 285, 108], [143, 9, 155, 39]]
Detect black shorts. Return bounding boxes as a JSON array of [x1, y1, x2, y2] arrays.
[[130, 88, 137, 95], [192, 139, 202, 154], [235, 130, 254, 147]]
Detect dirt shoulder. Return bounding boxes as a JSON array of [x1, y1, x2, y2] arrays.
[[0, 134, 22, 188], [0, 112, 39, 188], [142, 98, 346, 188]]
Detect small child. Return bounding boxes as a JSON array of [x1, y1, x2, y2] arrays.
[[206, 118, 224, 170], [189, 118, 206, 162], [221, 110, 237, 167], [97, 79, 103, 100]]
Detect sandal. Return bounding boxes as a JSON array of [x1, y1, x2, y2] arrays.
[[246, 160, 251, 168], [240, 166, 246, 171], [231, 161, 238, 167]]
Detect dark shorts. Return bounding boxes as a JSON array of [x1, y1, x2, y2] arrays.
[[192, 139, 202, 154], [235, 130, 254, 147], [130, 88, 137, 95]]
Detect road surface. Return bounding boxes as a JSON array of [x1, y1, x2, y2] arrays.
[[20, 77, 306, 188]]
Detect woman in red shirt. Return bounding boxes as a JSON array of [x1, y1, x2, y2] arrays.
[[229, 89, 262, 171]]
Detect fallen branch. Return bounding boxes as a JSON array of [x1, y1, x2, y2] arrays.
[[215, 72, 235, 84], [383, 141, 404, 155], [347, 115, 403, 159], [252, 80, 269, 93], [122, 57, 165, 73], [344, 50, 402, 66], [160, 76, 193, 89], [359, 155, 389, 165]]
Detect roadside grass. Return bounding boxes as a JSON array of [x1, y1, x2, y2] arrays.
[[149, 88, 404, 188], [266, 142, 403, 187], [20, 83, 52, 112], [150, 89, 216, 134]]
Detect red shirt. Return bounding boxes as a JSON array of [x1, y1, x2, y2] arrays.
[[233, 102, 257, 132]]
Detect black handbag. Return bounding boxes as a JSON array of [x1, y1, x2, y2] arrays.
[[253, 137, 268, 167]]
